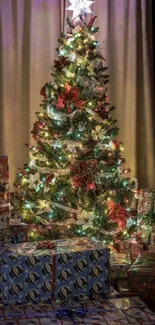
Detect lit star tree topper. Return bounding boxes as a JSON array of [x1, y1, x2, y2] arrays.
[[67, 0, 94, 19]]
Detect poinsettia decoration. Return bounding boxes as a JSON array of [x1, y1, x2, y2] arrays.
[[56, 83, 84, 112], [70, 159, 97, 190], [107, 200, 130, 231], [94, 102, 109, 119], [54, 56, 71, 70]]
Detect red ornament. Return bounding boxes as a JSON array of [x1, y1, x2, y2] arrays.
[[112, 140, 119, 148], [46, 173, 54, 187], [70, 160, 97, 190], [107, 200, 130, 231], [56, 96, 64, 109], [40, 84, 47, 99], [64, 83, 71, 95]]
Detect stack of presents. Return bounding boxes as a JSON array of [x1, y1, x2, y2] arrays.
[[1, 156, 155, 324]]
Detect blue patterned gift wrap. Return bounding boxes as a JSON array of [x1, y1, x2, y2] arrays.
[[0, 296, 155, 324], [0, 238, 109, 305]]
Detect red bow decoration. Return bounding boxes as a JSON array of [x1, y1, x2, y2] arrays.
[[46, 173, 54, 187], [88, 16, 97, 28], [107, 200, 130, 231], [70, 160, 97, 190], [54, 56, 71, 70], [36, 241, 57, 249], [56, 83, 84, 111]]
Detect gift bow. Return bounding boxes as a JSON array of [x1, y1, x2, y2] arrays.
[[56, 305, 116, 320], [36, 241, 57, 249], [56, 306, 88, 319]]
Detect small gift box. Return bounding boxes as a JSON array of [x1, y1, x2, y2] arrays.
[[137, 189, 155, 216], [148, 245, 155, 252], [116, 278, 140, 298], [110, 252, 132, 283], [0, 238, 110, 305], [128, 252, 155, 293]]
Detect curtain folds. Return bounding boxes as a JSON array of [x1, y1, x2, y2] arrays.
[[0, 0, 154, 188]]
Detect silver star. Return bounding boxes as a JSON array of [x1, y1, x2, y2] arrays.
[[67, 0, 94, 19]]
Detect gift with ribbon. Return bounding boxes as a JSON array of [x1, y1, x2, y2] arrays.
[[0, 237, 110, 305], [128, 252, 155, 294], [0, 156, 10, 244], [0, 296, 155, 324]]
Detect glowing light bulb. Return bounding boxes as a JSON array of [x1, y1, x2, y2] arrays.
[[22, 178, 27, 185], [25, 203, 31, 209], [120, 144, 124, 151]]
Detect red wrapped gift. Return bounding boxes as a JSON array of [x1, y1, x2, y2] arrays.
[[137, 188, 155, 215], [128, 252, 155, 293]]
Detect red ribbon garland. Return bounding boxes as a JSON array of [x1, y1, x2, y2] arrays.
[[36, 241, 57, 249]]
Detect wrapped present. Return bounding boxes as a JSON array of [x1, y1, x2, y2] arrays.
[[0, 296, 155, 324], [116, 279, 140, 297], [0, 156, 10, 244], [128, 239, 140, 261], [0, 238, 110, 305], [10, 222, 29, 243], [137, 188, 155, 215], [128, 252, 155, 293], [110, 252, 132, 282], [148, 245, 155, 252], [151, 225, 155, 245]]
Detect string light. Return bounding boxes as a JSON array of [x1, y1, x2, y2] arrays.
[[30, 231, 35, 237], [120, 144, 124, 151], [22, 178, 27, 185], [25, 203, 31, 209]]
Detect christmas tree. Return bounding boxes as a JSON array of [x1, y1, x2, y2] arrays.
[[13, 2, 135, 243]]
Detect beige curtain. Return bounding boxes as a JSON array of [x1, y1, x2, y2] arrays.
[[0, 0, 154, 188]]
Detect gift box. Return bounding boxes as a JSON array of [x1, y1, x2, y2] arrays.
[[0, 238, 110, 305], [0, 156, 10, 244], [0, 296, 155, 324], [116, 279, 140, 297], [148, 245, 155, 252], [110, 252, 132, 283], [10, 222, 29, 243], [137, 188, 155, 215], [128, 252, 155, 293]]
